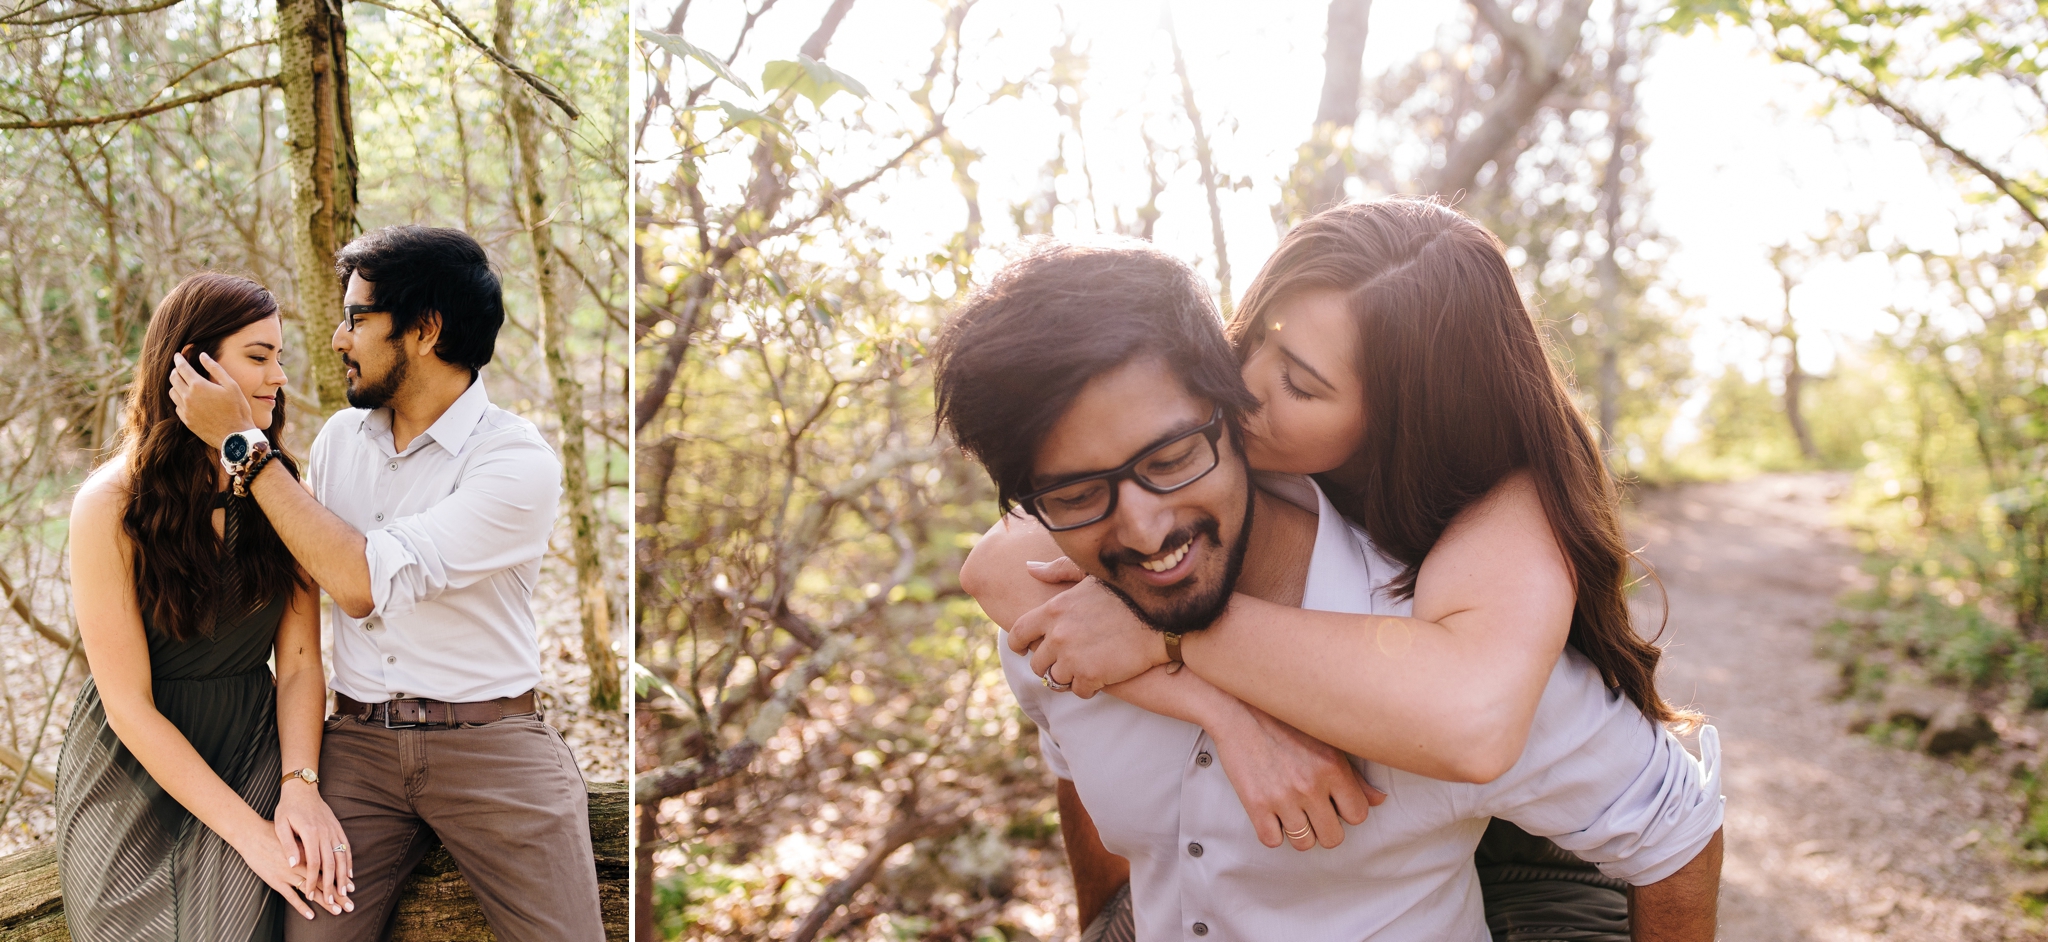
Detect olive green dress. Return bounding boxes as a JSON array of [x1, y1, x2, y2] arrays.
[[54, 593, 288, 942]]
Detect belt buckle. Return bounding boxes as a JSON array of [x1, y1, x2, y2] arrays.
[[383, 698, 421, 730]]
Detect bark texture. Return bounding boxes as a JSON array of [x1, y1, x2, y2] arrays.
[[493, 0, 620, 713], [276, 0, 359, 413], [0, 782, 626, 942]]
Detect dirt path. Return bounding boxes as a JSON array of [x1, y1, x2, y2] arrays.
[[1632, 473, 2041, 940]]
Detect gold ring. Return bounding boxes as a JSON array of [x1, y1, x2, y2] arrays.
[[334, 844, 348, 854], [1284, 825, 1311, 840]]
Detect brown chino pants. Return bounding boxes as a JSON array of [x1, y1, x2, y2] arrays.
[[284, 712, 604, 942]]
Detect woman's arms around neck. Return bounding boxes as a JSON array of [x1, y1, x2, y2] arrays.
[[964, 471, 1574, 784]]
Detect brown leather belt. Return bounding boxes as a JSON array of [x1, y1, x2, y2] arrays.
[[334, 690, 537, 728]]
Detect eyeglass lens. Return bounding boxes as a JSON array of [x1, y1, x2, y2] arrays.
[[1031, 430, 1216, 529]]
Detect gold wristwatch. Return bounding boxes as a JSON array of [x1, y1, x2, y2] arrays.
[[282, 767, 319, 786], [1163, 631, 1185, 674]]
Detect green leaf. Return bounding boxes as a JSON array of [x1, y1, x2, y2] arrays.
[[639, 29, 756, 97], [632, 662, 684, 701], [762, 54, 871, 107], [717, 101, 784, 139]]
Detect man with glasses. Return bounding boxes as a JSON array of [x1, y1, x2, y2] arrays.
[[933, 240, 1721, 940], [168, 226, 604, 942]]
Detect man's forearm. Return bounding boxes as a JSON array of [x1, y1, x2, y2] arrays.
[[1629, 828, 1722, 942], [248, 461, 375, 617], [1057, 778, 1129, 931]]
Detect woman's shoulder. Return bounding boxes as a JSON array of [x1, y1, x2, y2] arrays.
[[72, 456, 133, 524]]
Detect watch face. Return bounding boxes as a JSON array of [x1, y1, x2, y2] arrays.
[[223, 435, 249, 464]]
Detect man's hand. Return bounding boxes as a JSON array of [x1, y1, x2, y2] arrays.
[[167, 351, 255, 449], [1209, 704, 1384, 850], [1011, 558, 1168, 698]]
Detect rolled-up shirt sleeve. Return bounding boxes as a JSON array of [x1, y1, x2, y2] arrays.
[[366, 433, 562, 619], [1480, 651, 1726, 887]]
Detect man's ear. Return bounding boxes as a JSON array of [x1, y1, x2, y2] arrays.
[[409, 310, 444, 357]]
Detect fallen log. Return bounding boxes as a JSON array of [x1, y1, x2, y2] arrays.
[[0, 781, 625, 941]]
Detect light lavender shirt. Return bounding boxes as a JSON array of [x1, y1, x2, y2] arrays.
[[307, 377, 561, 704], [1001, 474, 1723, 941]]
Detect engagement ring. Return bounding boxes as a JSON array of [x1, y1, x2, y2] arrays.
[[1040, 673, 1073, 692], [333, 844, 349, 854]]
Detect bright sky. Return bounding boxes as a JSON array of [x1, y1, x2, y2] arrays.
[[645, 0, 2041, 393]]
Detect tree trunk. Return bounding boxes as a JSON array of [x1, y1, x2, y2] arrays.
[[277, 0, 358, 416], [494, 0, 620, 713], [1593, 1, 1633, 457], [1301, 0, 1373, 214], [1782, 332, 1819, 463], [1167, 14, 1231, 315], [1426, 0, 1592, 196], [0, 782, 627, 941]]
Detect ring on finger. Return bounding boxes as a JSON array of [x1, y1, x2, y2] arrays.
[[1042, 673, 1073, 692], [1283, 824, 1312, 840], [333, 844, 348, 854]]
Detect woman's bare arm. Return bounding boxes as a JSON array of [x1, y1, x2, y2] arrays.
[[999, 472, 1576, 783], [70, 465, 319, 918], [966, 517, 1382, 850], [273, 574, 352, 913]]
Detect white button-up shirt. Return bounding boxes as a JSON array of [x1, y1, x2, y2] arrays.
[[1001, 475, 1723, 941], [308, 377, 561, 704]]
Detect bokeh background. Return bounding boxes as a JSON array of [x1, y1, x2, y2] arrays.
[[634, 0, 2048, 938], [0, 0, 630, 856]]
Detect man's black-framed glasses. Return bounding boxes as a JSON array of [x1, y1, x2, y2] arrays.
[[342, 304, 387, 332], [1019, 406, 1225, 531]]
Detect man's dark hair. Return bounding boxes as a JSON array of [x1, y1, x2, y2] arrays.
[[334, 225, 504, 372], [933, 238, 1259, 511]]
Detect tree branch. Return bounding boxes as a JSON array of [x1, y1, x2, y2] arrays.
[[0, 565, 73, 651], [0, 75, 279, 130], [788, 791, 964, 942], [424, 0, 581, 120], [1804, 60, 2048, 233], [0, 0, 183, 27]]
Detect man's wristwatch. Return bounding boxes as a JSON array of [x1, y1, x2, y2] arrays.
[[221, 428, 269, 476], [282, 767, 319, 786], [1163, 630, 1186, 674]]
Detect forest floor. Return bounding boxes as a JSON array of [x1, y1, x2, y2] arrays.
[[1634, 472, 2043, 940]]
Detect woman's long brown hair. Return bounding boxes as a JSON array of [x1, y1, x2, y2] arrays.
[[118, 272, 305, 642], [1227, 198, 1693, 727]]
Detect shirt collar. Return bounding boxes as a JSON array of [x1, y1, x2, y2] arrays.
[[352, 375, 493, 457], [417, 375, 492, 456], [1268, 473, 1400, 616]]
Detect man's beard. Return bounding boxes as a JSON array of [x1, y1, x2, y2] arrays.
[[344, 339, 410, 410], [1097, 481, 1255, 635]]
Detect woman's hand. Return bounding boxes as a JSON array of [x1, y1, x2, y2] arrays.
[[274, 782, 354, 915], [227, 823, 320, 920], [1208, 705, 1384, 851], [1010, 557, 1168, 698]]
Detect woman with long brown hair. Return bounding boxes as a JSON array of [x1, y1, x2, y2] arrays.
[[57, 272, 353, 941], [968, 198, 1716, 938]]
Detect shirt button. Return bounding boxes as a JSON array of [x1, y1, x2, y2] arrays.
[[374, 512, 385, 522], [1193, 922, 1209, 936], [387, 461, 397, 470], [1187, 841, 1203, 858], [386, 655, 396, 663], [364, 620, 377, 631], [1196, 752, 1213, 767]]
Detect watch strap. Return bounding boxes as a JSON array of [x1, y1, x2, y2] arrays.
[[281, 767, 318, 785], [1163, 631, 1185, 674]]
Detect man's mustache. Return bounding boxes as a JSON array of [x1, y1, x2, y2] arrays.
[[1099, 517, 1221, 576]]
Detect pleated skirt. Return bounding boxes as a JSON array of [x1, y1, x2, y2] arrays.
[[54, 667, 285, 942]]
